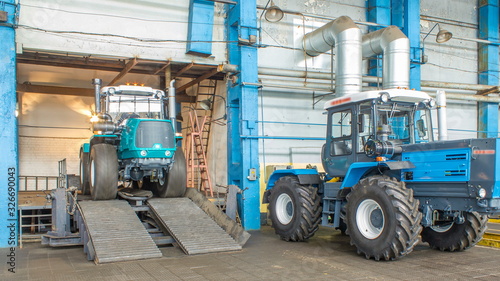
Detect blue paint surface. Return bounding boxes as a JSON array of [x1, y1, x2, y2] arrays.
[[478, 0, 499, 138], [0, 0, 18, 248], [266, 169, 319, 190], [186, 0, 214, 56], [226, 0, 260, 230]]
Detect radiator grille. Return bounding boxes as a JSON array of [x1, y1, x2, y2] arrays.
[[135, 121, 174, 148]]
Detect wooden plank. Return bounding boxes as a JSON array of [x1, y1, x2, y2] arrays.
[[176, 68, 219, 94], [108, 58, 138, 86], [17, 84, 93, 97], [153, 61, 171, 75], [174, 62, 194, 78]]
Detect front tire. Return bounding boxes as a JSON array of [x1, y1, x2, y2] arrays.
[[156, 150, 187, 198], [345, 175, 422, 260], [268, 176, 322, 242], [421, 212, 488, 251], [89, 144, 118, 200]]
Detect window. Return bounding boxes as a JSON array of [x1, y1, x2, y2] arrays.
[[357, 102, 373, 152], [330, 110, 352, 156]]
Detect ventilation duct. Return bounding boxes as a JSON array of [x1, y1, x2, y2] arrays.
[[302, 16, 362, 97], [362, 26, 410, 89]]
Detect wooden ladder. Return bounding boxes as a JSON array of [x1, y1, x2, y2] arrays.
[[184, 80, 218, 196]]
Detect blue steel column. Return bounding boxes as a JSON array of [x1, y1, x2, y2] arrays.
[[367, 0, 390, 82], [0, 0, 18, 248], [226, 0, 260, 230], [478, 0, 499, 138], [392, 0, 421, 90]]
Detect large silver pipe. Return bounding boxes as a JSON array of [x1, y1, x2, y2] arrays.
[[436, 90, 448, 141], [302, 16, 362, 97], [362, 26, 410, 89], [258, 67, 496, 92], [92, 78, 102, 114], [168, 79, 176, 125]]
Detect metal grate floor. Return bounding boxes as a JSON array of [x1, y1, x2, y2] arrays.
[[148, 198, 241, 255], [78, 200, 162, 263]]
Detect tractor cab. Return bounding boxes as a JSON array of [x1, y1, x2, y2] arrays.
[[321, 89, 435, 177]]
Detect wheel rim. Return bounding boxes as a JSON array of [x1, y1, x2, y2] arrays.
[[90, 159, 95, 188], [276, 193, 294, 225], [430, 222, 454, 233], [80, 159, 84, 184], [356, 199, 385, 239]]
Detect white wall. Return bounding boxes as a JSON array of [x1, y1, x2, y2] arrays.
[[256, 0, 486, 169], [16, 0, 226, 64], [18, 92, 94, 190]]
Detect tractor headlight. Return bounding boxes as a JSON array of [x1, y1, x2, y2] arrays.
[[108, 87, 116, 95], [379, 92, 390, 103], [478, 188, 487, 199], [428, 98, 437, 108], [165, 150, 172, 157], [140, 150, 147, 156]]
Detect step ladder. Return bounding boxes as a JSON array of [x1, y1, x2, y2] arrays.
[[184, 80, 218, 196]]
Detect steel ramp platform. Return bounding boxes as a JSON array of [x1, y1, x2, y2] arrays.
[[78, 200, 162, 264], [148, 198, 242, 255]]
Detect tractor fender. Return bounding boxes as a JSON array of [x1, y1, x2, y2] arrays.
[[263, 169, 320, 203], [340, 160, 414, 189], [81, 143, 90, 154]]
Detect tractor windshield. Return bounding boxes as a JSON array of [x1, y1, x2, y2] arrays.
[[375, 102, 433, 144], [107, 95, 165, 124]]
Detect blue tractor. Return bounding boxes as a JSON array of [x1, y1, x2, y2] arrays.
[[79, 79, 186, 200], [264, 88, 500, 260]]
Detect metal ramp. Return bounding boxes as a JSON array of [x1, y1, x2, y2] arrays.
[[148, 198, 242, 255], [78, 200, 162, 263]]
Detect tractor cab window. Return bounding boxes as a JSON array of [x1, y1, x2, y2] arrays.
[[415, 109, 433, 143], [357, 102, 373, 152], [330, 109, 352, 156], [108, 95, 164, 123], [375, 102, 412, 144]]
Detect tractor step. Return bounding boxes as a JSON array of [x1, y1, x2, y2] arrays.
[[147, 197, 242, 255], [78, 200, 162, 264]]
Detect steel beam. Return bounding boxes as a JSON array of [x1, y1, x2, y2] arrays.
[[478, 0, 499, 138], [0, 0, 18, 248], [226, 0, 260, 230]]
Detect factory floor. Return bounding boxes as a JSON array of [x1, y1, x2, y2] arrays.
[[2, 225, 500, 281]]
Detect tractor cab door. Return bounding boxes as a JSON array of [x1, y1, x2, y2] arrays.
[[323, 104, 356, 177]]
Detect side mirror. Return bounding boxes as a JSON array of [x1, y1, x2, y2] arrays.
[[416, 119, 426, 138], [358, 114, 365, 133]]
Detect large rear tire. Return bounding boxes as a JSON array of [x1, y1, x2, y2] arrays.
[[156, 150, 187, 198], [79, 150, 90, 195], [345, 175, 422, 260], [421, 212, 488, 251], [89, 144, 118, 200], [268, 176, 322, 242]]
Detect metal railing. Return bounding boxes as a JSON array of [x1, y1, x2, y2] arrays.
[[18, 176, 59, 191]]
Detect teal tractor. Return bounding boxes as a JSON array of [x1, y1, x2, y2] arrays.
[[80, 79, 186, 200], [264, 88, 500, 260]]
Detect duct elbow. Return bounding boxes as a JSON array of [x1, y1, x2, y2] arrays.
[[302, 16, 360, 57]]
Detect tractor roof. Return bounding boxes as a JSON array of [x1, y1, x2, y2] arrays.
[[102, 85, 164, 97], [323, 89, 432, 110]]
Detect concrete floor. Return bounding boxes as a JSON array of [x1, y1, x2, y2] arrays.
[[2, 226, 500, 281]]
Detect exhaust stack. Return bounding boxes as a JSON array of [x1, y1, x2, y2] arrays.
[[168, 79, 176, 126], [92, 78, 102, 114], [302, 16, 362, 97], [362, 26, 410, 89]]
